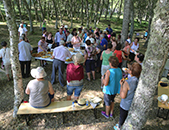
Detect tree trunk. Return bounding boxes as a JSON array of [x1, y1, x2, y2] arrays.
[[15, 0, 22, 22], [94, 0, 101, 28], [109, 0, 120, 19], [52, 0, 58, 29], [81, 0, 84, 25], [122, 1, 169, 129], [47, 1, 50, 23], [86, 0, 89, 28], [22, 0, 34, 33], [97, 0, 105, 24], [117, 0, 123, 20], [129, 0, 134, 39], [33, 0, 42, 26], [12, 0, 16, 17], [3, 0, 24, 118], [120, 0, 131, 45], [144, 0, 157, 48], [105, 0, 109, 20], [90, 0, 94, 23], [70, 0, 74, 28], [38, 0, 44, 20]]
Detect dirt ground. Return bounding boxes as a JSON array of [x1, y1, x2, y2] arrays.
[[0, 58, 169, 130]]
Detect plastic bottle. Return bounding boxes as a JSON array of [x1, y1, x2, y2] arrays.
[[72, 102, 75, 110], [86, 101, 88, 106]]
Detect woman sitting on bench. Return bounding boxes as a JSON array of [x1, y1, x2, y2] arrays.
[[25, 67, 55, 108]]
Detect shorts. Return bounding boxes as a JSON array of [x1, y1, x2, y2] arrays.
[[67, 85, 83, 97], [85, 60, 95, 73], [104, 94, 116, 106], [5, 64, 11, 74], [101, 65, 110, 76]]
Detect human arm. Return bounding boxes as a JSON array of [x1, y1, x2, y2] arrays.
[[120, 79, 129, 99], [100, 51, 103, 60], [48, 81, 54, 95], [25, 84, 30, 95], [102, 70, 110, 86]]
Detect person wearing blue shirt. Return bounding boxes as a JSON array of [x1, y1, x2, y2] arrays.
[[106, 24, 113, 34], [100, 34, 108, 50]]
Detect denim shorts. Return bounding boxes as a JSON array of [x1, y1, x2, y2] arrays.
[[67, 85, 83, 97], [104, 94, 116, 106]]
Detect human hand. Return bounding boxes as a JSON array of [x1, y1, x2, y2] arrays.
[[120, 79, 125, 86]]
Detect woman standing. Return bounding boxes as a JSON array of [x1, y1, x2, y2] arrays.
[[46, 32, 54, 50], [71, 33, 82, 50], [129, 38, 139, 61]]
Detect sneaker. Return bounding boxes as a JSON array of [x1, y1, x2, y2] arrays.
[[113, 124, 120, 130], [110, 113, 113, 117], [101, 111, 109, 119]]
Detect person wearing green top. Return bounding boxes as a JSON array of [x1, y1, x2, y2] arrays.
[[100, 43, 113, 76], [42, 20, 46, 32], [100, 44, 114, 88]]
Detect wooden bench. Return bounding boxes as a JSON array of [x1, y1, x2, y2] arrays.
[[157, 81, 169, 120], [17, 100, 103, 125]]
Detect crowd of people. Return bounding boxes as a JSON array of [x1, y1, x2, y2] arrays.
[[0, 22, 146, 129]]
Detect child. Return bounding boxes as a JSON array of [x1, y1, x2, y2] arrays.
[[101, 56, 122, 118], [114, 62, 142, 130], [0, 41, 12, 81]]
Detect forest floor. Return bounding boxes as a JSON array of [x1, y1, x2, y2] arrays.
[[0, 20, 169, 129]]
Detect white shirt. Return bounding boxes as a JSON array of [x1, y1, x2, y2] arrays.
[[54, 32, 66, 43], [0, 48, 11, 65], [52, 45, 71, 62], [130, 42, 139, 53], [18, 41, 33, 61], [66, 34, 73, 43], [18, 27, 27, 36]]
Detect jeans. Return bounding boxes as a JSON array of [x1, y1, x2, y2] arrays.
[[119, 107, 128, 128], [19, 60, 31, 78], [67, 85, 83, 97]]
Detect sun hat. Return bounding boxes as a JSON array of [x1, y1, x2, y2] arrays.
[[77, 99, 86, 106], [64, 25, 68, 28], [72, 53, 85, 64], [31, 67, 47, 79], [161, 94, 168, 102], [160, 77, 169, 83]]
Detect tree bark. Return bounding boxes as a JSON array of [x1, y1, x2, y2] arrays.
[[38, 0, 44, 20], [129, 0, 134, 39], [52, 0, 58, 29], [90, 0, 94, 23], [122, 1, 169, 129], [120, 0, 131, 45], [22, 0, 34, 33], [15, 0, 22, 22], [94, 0, 101, 28], [86, 0, 89, 28], [3, 0, 24, 118], [33, 0, 42, 27], [109, 0, 120, 19], [81, 0, 84, 25], [104, 0, 109, 20], [117, 0, 123, 20], [97, 0, 105, 24]]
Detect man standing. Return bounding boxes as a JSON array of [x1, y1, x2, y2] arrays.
[[106, 24, 113, 34], [18, 24, 28, 37], [54, 28, 66, 46], [100, 34, 108, 50], [66, 31, 73, 47], [51, 40, 71, 87], [18, 36, 32, 78]]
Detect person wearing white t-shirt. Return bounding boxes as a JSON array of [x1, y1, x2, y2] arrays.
[[129, 38, 139, 61], [66, 31, 73, 47], [18, 24, 28, 37], [0, 41, 12, 81]]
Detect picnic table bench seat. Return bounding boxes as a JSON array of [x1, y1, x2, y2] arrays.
[[17, 100, 103, 125]]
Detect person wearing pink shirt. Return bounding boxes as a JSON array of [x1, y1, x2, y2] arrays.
[[71, 33, 82, 49]]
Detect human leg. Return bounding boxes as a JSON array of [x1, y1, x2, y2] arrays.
[[74, 85, 83, 100], [51, 60, 58, 84], [5, 64, 10, 81], [119, 107, 128, 128], [19, 61, 25, 78], [58, 61, 66, 87], [67, 85, 74, 100], [25, 60, 31, 77], [102, 94, 111, 118], [85, 60, 91, 80], [91, 60, 95, 80]]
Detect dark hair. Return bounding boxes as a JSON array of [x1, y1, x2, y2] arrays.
[[73, 28, 77, 32], [41, 37, 45, 40], [99, 30, 102, 34], [74, 32, 78, 36], [95, 32, 100, 37], [111, 32, 116, 37], [129, 62, 142, 78], [43, 30, 46, 34], [137, 53, 144, 62], [116, 43, 121, 50], [78, 28, 82, 31], [118, 34, 121, 39], [107, 43, 112, 49], [108, 56, 119, 67], [108, 24, 110, 26], [86, 40, 91, 46], [66, 31, 70, 34], [135, 37, 140, 42], [1, 41, 7, 47]]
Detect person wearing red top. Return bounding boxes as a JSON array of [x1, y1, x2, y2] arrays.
[[114, 44, 126, 68], [66, 53, 85, 100]]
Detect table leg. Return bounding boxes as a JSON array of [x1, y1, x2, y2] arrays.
[[62, 112, 65, 124], [93, 109, 97, 119], [25, 114, 31, 126]]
